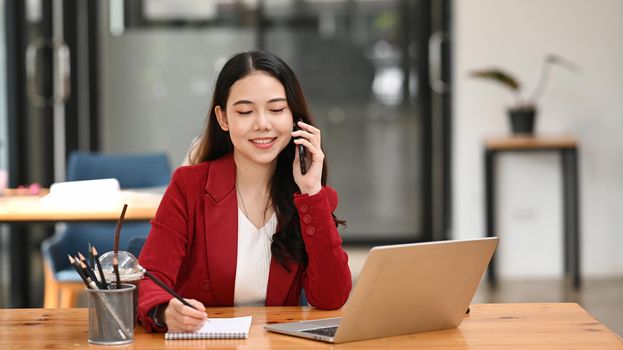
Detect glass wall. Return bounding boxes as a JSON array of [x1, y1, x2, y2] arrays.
[[100, 1, 256, 172], [262, 1, 420, 240], [0, 0, 6, 171], [99, 0, 424, 242], [0, 0, 9, 307]]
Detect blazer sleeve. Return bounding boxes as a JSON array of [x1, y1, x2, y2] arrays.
[[137, 167, 191, 333], [294, 186, 352, 309]]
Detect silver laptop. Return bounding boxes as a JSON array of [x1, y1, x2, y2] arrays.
[[264, 237, 498, 343]]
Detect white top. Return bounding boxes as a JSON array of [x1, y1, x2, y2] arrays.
[[234, 208, 277, 306]]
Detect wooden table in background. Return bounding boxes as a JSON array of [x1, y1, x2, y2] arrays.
[[0, 304, 621, 349], [0, 189, 162, 307], [0, 189, 162, 222]]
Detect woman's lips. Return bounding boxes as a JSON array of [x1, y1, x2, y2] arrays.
[[250, 137, 276, 149]]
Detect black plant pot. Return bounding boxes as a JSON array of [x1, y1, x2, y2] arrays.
[[508, 108, 537, 135]]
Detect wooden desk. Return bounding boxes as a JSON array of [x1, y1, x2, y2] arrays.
[[0, 189, 162, 223], [0, 304, 621, 349], [484, 136, 581, 288]]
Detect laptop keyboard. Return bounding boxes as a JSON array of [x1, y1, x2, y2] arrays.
[[302, 326, 338, 337]]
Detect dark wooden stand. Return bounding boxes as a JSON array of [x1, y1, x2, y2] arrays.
[[484, 136, 581, 288]]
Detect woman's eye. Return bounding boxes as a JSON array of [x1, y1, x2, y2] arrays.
[[270, 108, 286, 113], [237, 110, 253, 115]]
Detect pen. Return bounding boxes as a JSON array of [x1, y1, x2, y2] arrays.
[[136, 264, 202, 312]]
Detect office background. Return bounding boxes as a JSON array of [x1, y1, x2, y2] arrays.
[[454, 0, 623, 279], [0, 0, 622, 334], [4, 0, 452, 244], [2, 0, 452, 307]]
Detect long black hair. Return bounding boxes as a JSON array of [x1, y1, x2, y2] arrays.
[[190, 51, 343, 267]]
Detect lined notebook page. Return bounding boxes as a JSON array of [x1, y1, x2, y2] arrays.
[[165, 316, 252, 340]]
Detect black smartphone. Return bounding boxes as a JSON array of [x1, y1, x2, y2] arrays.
[[294, 119, 307, 175]]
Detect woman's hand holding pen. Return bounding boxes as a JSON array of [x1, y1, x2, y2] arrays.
[[292, 120, 323, 195], [163, 298, 208, 332]]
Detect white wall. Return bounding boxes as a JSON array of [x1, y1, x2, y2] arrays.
[[454, 0, 623, 278]]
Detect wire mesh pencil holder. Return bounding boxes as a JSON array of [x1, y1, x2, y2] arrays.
[[87, 284, 135, 345], [98, 250, 143, 326]]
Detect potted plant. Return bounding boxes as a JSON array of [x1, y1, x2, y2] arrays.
[[470, 54, 578, 135]]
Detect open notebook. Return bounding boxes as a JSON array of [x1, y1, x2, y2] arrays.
[[165, 316, 252, 340]]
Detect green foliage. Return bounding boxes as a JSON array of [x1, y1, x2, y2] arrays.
[[469, 54, 578, 110], [470, 69, 520, 91]]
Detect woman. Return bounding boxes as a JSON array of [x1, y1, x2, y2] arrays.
[[138, 51, 352, 333]]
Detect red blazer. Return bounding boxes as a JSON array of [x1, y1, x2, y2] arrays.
[[138, 153, 352, 332]]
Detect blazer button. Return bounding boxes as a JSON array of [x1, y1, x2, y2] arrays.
[[303, 214, 312, 224], [200, 279, 211, 291], [299, 204, 309, 213], [305, 226, 315, 235]]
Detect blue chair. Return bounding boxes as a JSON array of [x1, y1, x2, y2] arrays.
[[41, 152, 170, 308], [127, 237, 147, 259]]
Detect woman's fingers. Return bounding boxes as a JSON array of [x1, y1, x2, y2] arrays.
[[291, 120, 324, 195], [292, 121, 323, 161], [181, 299, 208, 318], [187, 299, 208, 318], [166, 298, 208, 332], [292, 121, 321, 147], [293, 138, 324, 162]]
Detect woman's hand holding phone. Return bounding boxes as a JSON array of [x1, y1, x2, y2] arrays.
[[293, 121, 307, 175], [292, 120, 323, 196]]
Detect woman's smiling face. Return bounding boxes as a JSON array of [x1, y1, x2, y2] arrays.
[[215, 72, 294, 168]]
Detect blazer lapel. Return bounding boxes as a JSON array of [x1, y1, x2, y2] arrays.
[[204, 154, 237, 306]]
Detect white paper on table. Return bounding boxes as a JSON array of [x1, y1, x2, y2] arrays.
[[41, 178, 121, 209], [165, 316, 253, 340]]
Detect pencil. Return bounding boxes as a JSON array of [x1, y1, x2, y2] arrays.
[[136, 265, 200, 312], [77, 252, 89, 269], [69, 255, 103, 338], [76, 252, 101, 287], [69, 256, 130, 340], [92, 246, 108, 288], [88, 242, 95, 269], [68, 255, 91, 288], [79, 258, 103, 289]]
